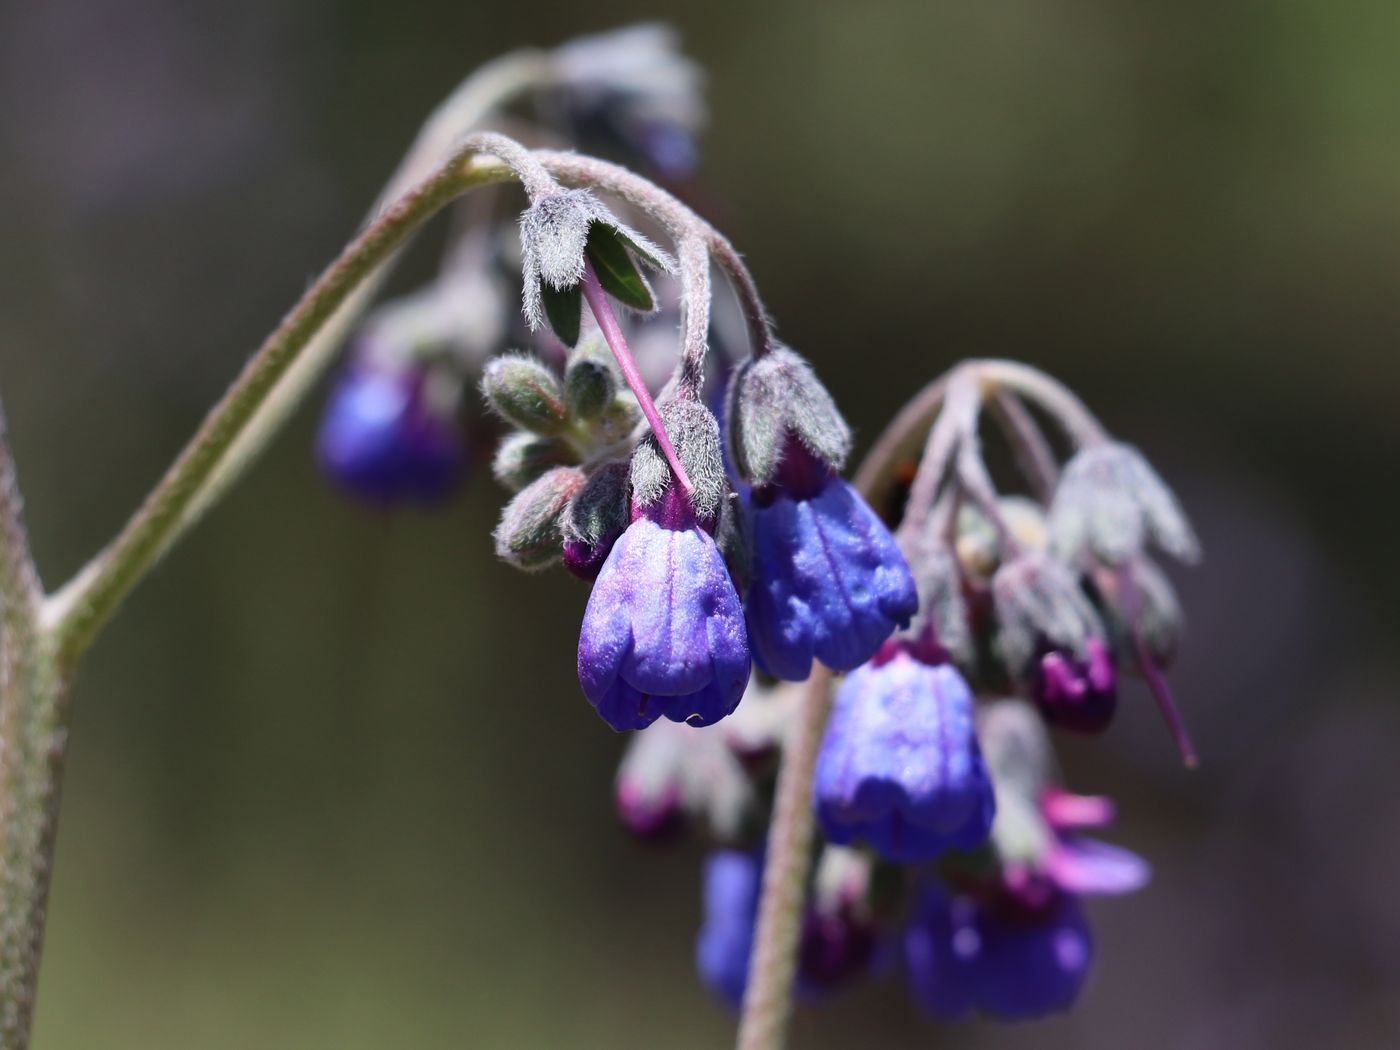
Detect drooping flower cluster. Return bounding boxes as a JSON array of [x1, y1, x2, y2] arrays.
[[596, 363, 1194, 1020], [311, 27, 1199, 1034]]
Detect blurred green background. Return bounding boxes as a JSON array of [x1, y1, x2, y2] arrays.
[[2, 0, 1399, 1047]]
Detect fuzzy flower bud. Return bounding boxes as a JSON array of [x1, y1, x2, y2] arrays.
[[492, 466, 584, 571], [491, 431, 576, 493], [563, 339, 619, 420], [899, 529, 974, 668], [561, 461, 631, 580], [991, 552, 1108, 680], [813, 646, 995, 862], [726, 347, 851, 486], [481, 353, 568, 435], [1032, 637, 1117, 733], [615, 718, 755, 842], [1048, 442, 1200, 568], [1095, 557, 1185, 668]]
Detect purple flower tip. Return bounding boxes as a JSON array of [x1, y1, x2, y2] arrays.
[[746, 444, 918, 680], [695, 849, 762, 1009], [1033, 637, 1118, 734], [798, 903, 878, 994], [317, 366, 462, 504], [695, 850, 876, 1010], [562, 535, 617, 580], [905, 883, 1094, 1021], [578, 504, 751, 732], [813, 651, 995, 863], [615, 777, 686, 841]]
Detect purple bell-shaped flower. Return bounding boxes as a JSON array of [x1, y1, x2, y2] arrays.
[[904, 882, 1094, 1021], [728, 348, 917, 680], [813, 645, 995, 862], [695, 849, 762, 1008], [695, 848, 877, 1009], [746, 439, 919, 680], [577, 401, 751, 731], [317, 362, 463, 504]]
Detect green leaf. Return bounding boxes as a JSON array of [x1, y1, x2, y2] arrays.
[[540, 281, 582, 347], [585, 224, 654, 311]]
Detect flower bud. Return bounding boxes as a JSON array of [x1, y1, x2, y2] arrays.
[[1094, 558, 1184, 668], [726, 347, 851, 486], [977, 699, 1055, 868], [899, 530, 974, 667], [481, 354, 568, 435], [991, 552, 1107, 678], [1031, 637, 1117, 734], [492, 466, 585, 571], [615, 718, 755, 843], [629, 398, 728, 526], [491, 431, 577, 492], [563, 339, 618, 420], [1048, 442, 1199, 568], [562, 461, 631, 579]]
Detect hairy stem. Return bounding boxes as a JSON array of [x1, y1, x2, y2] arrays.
[[675, 234, 712, 396], [736, 665, 832, 1050], [0, 398, 62, 1050], [579, 261, 693, 493], [972, 359, 1107, 448], [985, 389, 1059, 502], [44, 148, 515, 664], [851, 374, 950, 519]]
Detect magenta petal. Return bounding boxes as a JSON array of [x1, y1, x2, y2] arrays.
[[1045, 836, 1151, 897]]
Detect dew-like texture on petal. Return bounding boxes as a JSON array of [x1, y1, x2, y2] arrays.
[[317, 368, 461, 503], [695, 850, 762, 1009], [813, 655, 995, 862], [746, 479, 918, 681], [578, 518, 751, 731], [904, 884, 1094, 1021]]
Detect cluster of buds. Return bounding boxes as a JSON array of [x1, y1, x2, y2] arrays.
[[313, 27, 1199, 1028], [316, 25, 705, 505]]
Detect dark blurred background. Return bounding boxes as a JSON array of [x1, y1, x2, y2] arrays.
[[2, 0, 1398, 1047]]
